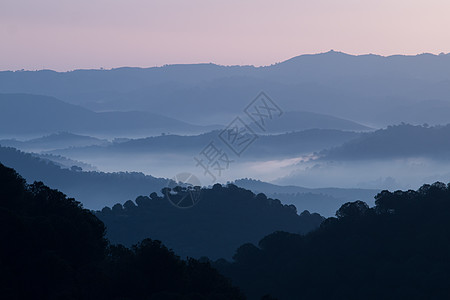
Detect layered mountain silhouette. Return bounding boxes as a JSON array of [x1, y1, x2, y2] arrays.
[[49, 129, 360, 160], [0, 93, 372, 138], [0, 93, 218, 137], [0, 145, 377, 214], [2, 51, 450, 126], [0, 132, 109, 152]]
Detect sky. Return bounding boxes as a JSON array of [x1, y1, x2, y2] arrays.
[[1, 0, 450, 71]]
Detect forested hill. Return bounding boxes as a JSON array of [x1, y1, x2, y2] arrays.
[[0, 163, 244, 299], [217, 182, 450, 300], [96, 184, 324, 260]]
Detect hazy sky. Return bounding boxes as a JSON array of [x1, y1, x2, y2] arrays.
[[1, 0, 450, 71]]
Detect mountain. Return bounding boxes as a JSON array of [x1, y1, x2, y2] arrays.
[[321, 124, 450, 161], [217, 182, 450, 299], [0, 132, 109, 152], [255, 111, 372, 133], [0, 93, 218, 137], [234, 179, 378, 217], [34, 152, 98, 171], [0, 163, 244, 300], [95, 183, 324, 259], [2, 52, 450, 126], [0, 146, 168, 209], [50, 129, 360, 160], [0, 145, 373, 215]]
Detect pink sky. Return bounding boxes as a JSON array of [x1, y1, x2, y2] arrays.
[[1, 0, 450, 71]]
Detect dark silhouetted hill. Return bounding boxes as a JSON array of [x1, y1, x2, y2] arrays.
[[0, 163, 244, 299], [95, 183, 324, 259], [217, 182, 450, 299]]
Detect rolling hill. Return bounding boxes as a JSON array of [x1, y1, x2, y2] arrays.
[[0, 132, 109, 152], [0, 146, 168, 209], [234, 178, 378, 217], [0, 93, 217, 137], [49, 128, 361, 160], [95, 183, 324, 259]]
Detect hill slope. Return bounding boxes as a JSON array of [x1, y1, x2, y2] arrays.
[[0, 163, 244, 299], [234, 178, 378, 217], [96, 183, 324, 259], [51, 129, 360, 160], [258, 111, 371, 133], [0, 93, 216, 137], [217, 182, 450, 299], [0, 132, 109, 152], [0, 146, 168, 209], [321, 124, 450, 160]]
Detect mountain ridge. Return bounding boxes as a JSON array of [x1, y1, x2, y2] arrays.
[[2, 51, 450, 126]]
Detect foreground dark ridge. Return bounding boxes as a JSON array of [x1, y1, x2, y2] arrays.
[[96, 184, 324, 259], [0, 163, 244, 300], [4, 159, 450, 299], [217, 182, 450, 299]]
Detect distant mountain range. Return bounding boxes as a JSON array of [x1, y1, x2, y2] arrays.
[[0, 93, 372, 138], [2, 51, 450, 126], [0, 93, 218, 137]]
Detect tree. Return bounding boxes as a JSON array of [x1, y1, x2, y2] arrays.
[[336, 200, 369, 219], [0, 163, 245, 300]]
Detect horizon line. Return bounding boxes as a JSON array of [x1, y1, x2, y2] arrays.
[[2, 50, 450, 73]]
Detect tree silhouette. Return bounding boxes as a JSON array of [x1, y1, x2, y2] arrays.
[[0, 163, 244, 300], [217, 182, 450, 299]]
